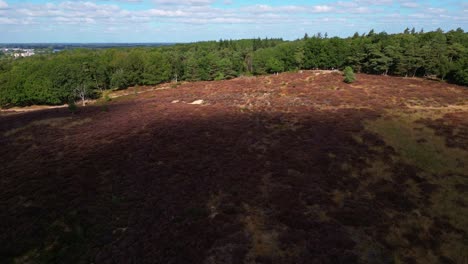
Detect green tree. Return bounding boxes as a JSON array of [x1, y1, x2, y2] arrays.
[[266, 57, 284, 74], [343, 66, 356, 83], [110, 69, 129, 89], [366, 44, 392, 75], [1, 28, 468, 108], [142, 51, 171, 85]]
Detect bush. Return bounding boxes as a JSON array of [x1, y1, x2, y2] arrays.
[[110, 69, 129, 90], [68, 99, 77, 113], [103, 91, 112, 102], [343, 66, 356, 83], [215, 72, 225, 81]]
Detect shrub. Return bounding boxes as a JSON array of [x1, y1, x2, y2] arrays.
[[68, 99, 77, 113], [215, 72, 225, 81], [103, 91, 112, 102], [110, 69, 129, 90], [343, 66, 356, 84]]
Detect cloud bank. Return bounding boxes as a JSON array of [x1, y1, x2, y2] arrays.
[[0, 0, 466, 42]]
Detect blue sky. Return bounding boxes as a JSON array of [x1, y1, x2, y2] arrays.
[[0, 0, 466, 43]]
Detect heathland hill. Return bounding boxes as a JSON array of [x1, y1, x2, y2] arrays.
[[1, 71, 468, 263]]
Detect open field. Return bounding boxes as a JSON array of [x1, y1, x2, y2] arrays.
[[1, 71, 467, 263]]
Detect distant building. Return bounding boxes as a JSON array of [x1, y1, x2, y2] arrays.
[[7, 48, 36, 58]]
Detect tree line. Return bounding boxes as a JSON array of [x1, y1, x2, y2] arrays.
[[0, 28, 467, 107]]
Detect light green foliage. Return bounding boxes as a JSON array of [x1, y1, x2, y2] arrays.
[[110, 68, 128, 89], [365, 112, 468, 236], [343, 66, 356, 83], [103, 91, 112, 102], [366, 115, 468, 175], [141, 51, 171, 85]]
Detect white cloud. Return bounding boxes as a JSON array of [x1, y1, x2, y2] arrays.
[[153, 0, 215, 6], [426, 7, 446, 14], [355, 0, 393, 5], [0, 0, 8, 9], [0, 0, 460, 28], [145, 9, 188, 17], [240, 4, 335, 14], [400, 1, 419, 8], [311, 5, 333, 13], [243, 5, 307, 14], [0, 0, 465, 42], [0, 17, 15, 24]]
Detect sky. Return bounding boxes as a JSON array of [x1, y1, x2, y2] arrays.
[[0, 0, 466, 43]]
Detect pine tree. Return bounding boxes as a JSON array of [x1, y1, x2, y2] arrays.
[[343, 66, 356, 83]]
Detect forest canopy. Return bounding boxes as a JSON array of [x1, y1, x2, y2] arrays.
[[0, 28, 467, 107]]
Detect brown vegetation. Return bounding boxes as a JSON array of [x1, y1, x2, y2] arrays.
[[1, 71, 467, 263]]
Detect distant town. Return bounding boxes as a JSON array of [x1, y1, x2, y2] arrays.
[[0, 43, 175, 59], [1, 48, 38, 58]]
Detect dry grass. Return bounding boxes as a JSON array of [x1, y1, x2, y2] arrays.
[[4, 117, 92, 137], [364, 111, 468, 175], [243, 205, 280, 262]]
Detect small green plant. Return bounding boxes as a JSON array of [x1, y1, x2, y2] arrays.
[[68, 99, 77, 113], [343, 66, 356, 83], [134, 85, 139, 95], [170, 82, 182, 89], [215, 72, 225, 81], [103, 91, 112, 102]]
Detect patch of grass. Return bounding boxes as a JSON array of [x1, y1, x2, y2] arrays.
[[361, 159, 394, 185], [61, 118, 92, 129], [134, 85, 139, 95], [13, 213, 88, 264], [361, 110, 468, 263], [4, 117, 69, 136], [170, 82, 182, 89], [439, 232, 468, 264], [322, 85, 340, 91], [265, 117, 302, 133], [347, 228, 393, 264], [331, 189, 349, 207], [4, 117, 93, 137], [239, 105, 252, 113], [103, 91, 112, 102], [430, 174, 468, 231], [365, 113, 468, 175], [384, 222, 440, 263], [243, 205, 280, 261], [352, 134, 364, 144]]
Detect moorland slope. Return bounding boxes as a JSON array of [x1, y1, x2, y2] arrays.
[[1, 71, 467, 263]]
